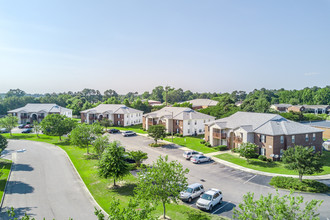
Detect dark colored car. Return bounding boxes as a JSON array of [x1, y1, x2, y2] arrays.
[[108, 129, 120, 134], [122, 131, 136, 137], [22, 128, 32, 133], [0, 128, 8, 133], [18, 124, 25, 129]]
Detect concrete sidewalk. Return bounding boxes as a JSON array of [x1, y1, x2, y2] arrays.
[[134, 132, 330, 180]]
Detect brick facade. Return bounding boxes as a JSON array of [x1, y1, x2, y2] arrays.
[[113, 114, 124, 126], [173, 120, 183, 134]]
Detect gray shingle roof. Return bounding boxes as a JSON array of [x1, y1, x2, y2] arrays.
[[186, 99, 218, 107], [144, 107, 215, 121], [8, 103, 71, 114], [80, 104, 143, 114], [206, 111, 323, 136]]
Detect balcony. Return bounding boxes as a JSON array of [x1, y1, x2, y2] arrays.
[[234, 137, 243, 143], [213, 132, 227, 139]]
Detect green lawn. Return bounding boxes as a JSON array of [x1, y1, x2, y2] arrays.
[[164, 136, 218, 154], [110, 124, 147, 134], [0, 158, 12, 200], [3, 133, 223, 220], [215, 152, 330, 175]]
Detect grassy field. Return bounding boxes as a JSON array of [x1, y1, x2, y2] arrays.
[[110, 124, 147, 134], [215, 152, 330, 175], [164, 136, 218, 154], [3, 133, 223, 219], [0, 159, 12, 200]]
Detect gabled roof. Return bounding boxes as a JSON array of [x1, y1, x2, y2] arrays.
[[80, 104, 143, 114], [271, 104, 292, 108], [144, 107, 215, 121], [186, 99, 218, 107], [8, 103, 71, 114], [206, 111, 323, 136]]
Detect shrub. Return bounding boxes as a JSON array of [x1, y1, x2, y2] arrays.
[[200, 140, 206, 144], [218, 145, 228, 151], [204, 142, 211, 147], [139, 164, 147, 169], [231, 148, 240, 153], [269, 176, 330, 193], [258, 155, 267, 161], [267, 158, 273, 163]]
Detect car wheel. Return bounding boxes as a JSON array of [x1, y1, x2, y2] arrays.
[[208, 158, 211, 162], [220, 198, 223, 204], [197, 160, 200, 164], [209, 205, 213, 211], [188, 197, 192, 203]]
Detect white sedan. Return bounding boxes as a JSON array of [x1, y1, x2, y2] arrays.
[[190, 155, 211, 164]]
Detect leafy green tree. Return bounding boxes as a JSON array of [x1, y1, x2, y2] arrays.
[[282, 145, 323, 181], [70, 124, 96, 154], [5, 89, 26, 98], [135, 155, 189, 219], [32, 120, 42, 138], [239, 142, 258, 163], [93, 136, 110, 159], [233, 191, 323, 220], [128, 150, 148, 167], [0, 115, 18, 136], [94, 199, 156, 220], [98, 141, 130, 186], [40, 114, 75, 140], [99, 118, 112, 131], [147, 125, 166, 144], [0, 135, 8, 154]]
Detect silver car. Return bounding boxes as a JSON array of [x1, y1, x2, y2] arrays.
[[196, 188, 223, 211], [190, 155, 211, 164], [180, 183, 205, 203], [183, 151, 202, 160]]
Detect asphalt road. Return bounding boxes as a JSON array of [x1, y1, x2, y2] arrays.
[[0, 140, 98, 220], [109, 133, 330, 219]]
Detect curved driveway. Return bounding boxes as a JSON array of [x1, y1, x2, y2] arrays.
[[0, 140, 98, 220]]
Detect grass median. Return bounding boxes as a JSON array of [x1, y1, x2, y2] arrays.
[[4, 133, 224, 220], [215, 152, 330, 175], [0, 159, 12, 200], [164, 136, 218, 154], [109, 124, 147, 134]]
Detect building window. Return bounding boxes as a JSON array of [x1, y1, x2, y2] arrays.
[[260, 148, 266, 156], [199, 129, 202, 133], [194, 120, 197, 125], [176, 128, 179, 133], [118, 115, 120, 118], [118, 121, 121, 125], [188, 129, 190, 134], [188, 120, 191, 125], [312, 146, 316, 152], [127, 115, 129, 118], [305, 134, 309, 142], [280, 136, 284, 144], [176, 120, 179, 125], [260, 135, 266, 143], [131, 114, 133, 117], [313, 133, 316, 141], [280, 149, 284, 156], [292, 135, 295, 143]]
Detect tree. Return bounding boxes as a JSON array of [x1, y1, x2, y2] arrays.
[[94, 199, 156, 220], [93, 136, 110, 159], [32, 120, 42, 138], [135, 155, 189, 219], [233, 191, 323, 220], [40, 114, 75, 140], [282, 145, 323, 182], [147, 125, 166, 145], [128, 150, 148, 167], [0, 115, 18, 136], [239, 142, 258, 163], [70, 124, 96, 154], [98, 141, 130, 186], [99, 118, 112, 131], [0, 135, 8, 155], [5, 89, 26, 98]]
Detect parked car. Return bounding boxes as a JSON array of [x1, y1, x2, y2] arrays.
[[22, 128, 32, 133], [18, 124, 25, 129], [323, 139, 330, 151], [180, 183, 205, 203], [24, 124, 33, 128], [190, 155, 211, 164], [183, 151, 202, 160], [122, 131, 136, 137], [196, 188, 223, 211], [108, 129, 120, 134], [0, 128, 8, 133]]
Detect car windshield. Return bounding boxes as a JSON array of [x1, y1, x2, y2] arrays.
[[201, 194, 212, 200], [186, 187, 193, 193]]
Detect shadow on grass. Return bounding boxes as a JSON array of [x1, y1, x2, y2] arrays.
[[54, 139, 71, 146], [110, 183, 137, 197], [83, 153, 99, 160], [249, 160, 280, 168], [321, 151, 330, 167]]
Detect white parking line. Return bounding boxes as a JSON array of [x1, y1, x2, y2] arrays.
[[212, 201, 231, 214], [243, 174, 257, 184]]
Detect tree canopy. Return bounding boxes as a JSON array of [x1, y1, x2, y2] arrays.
[[0, 115, 18, 136], [40, 114, 75, 140]]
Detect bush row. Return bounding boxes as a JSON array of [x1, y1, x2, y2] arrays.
[[269, 176, 330, 193]]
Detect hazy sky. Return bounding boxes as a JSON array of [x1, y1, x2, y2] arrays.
[[0, 0, 329, 94]]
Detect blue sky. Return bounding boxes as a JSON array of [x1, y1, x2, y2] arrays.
[[0, 0, 329, 94]]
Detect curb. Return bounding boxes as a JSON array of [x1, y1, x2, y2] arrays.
[[0, 159, 13, 212]]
